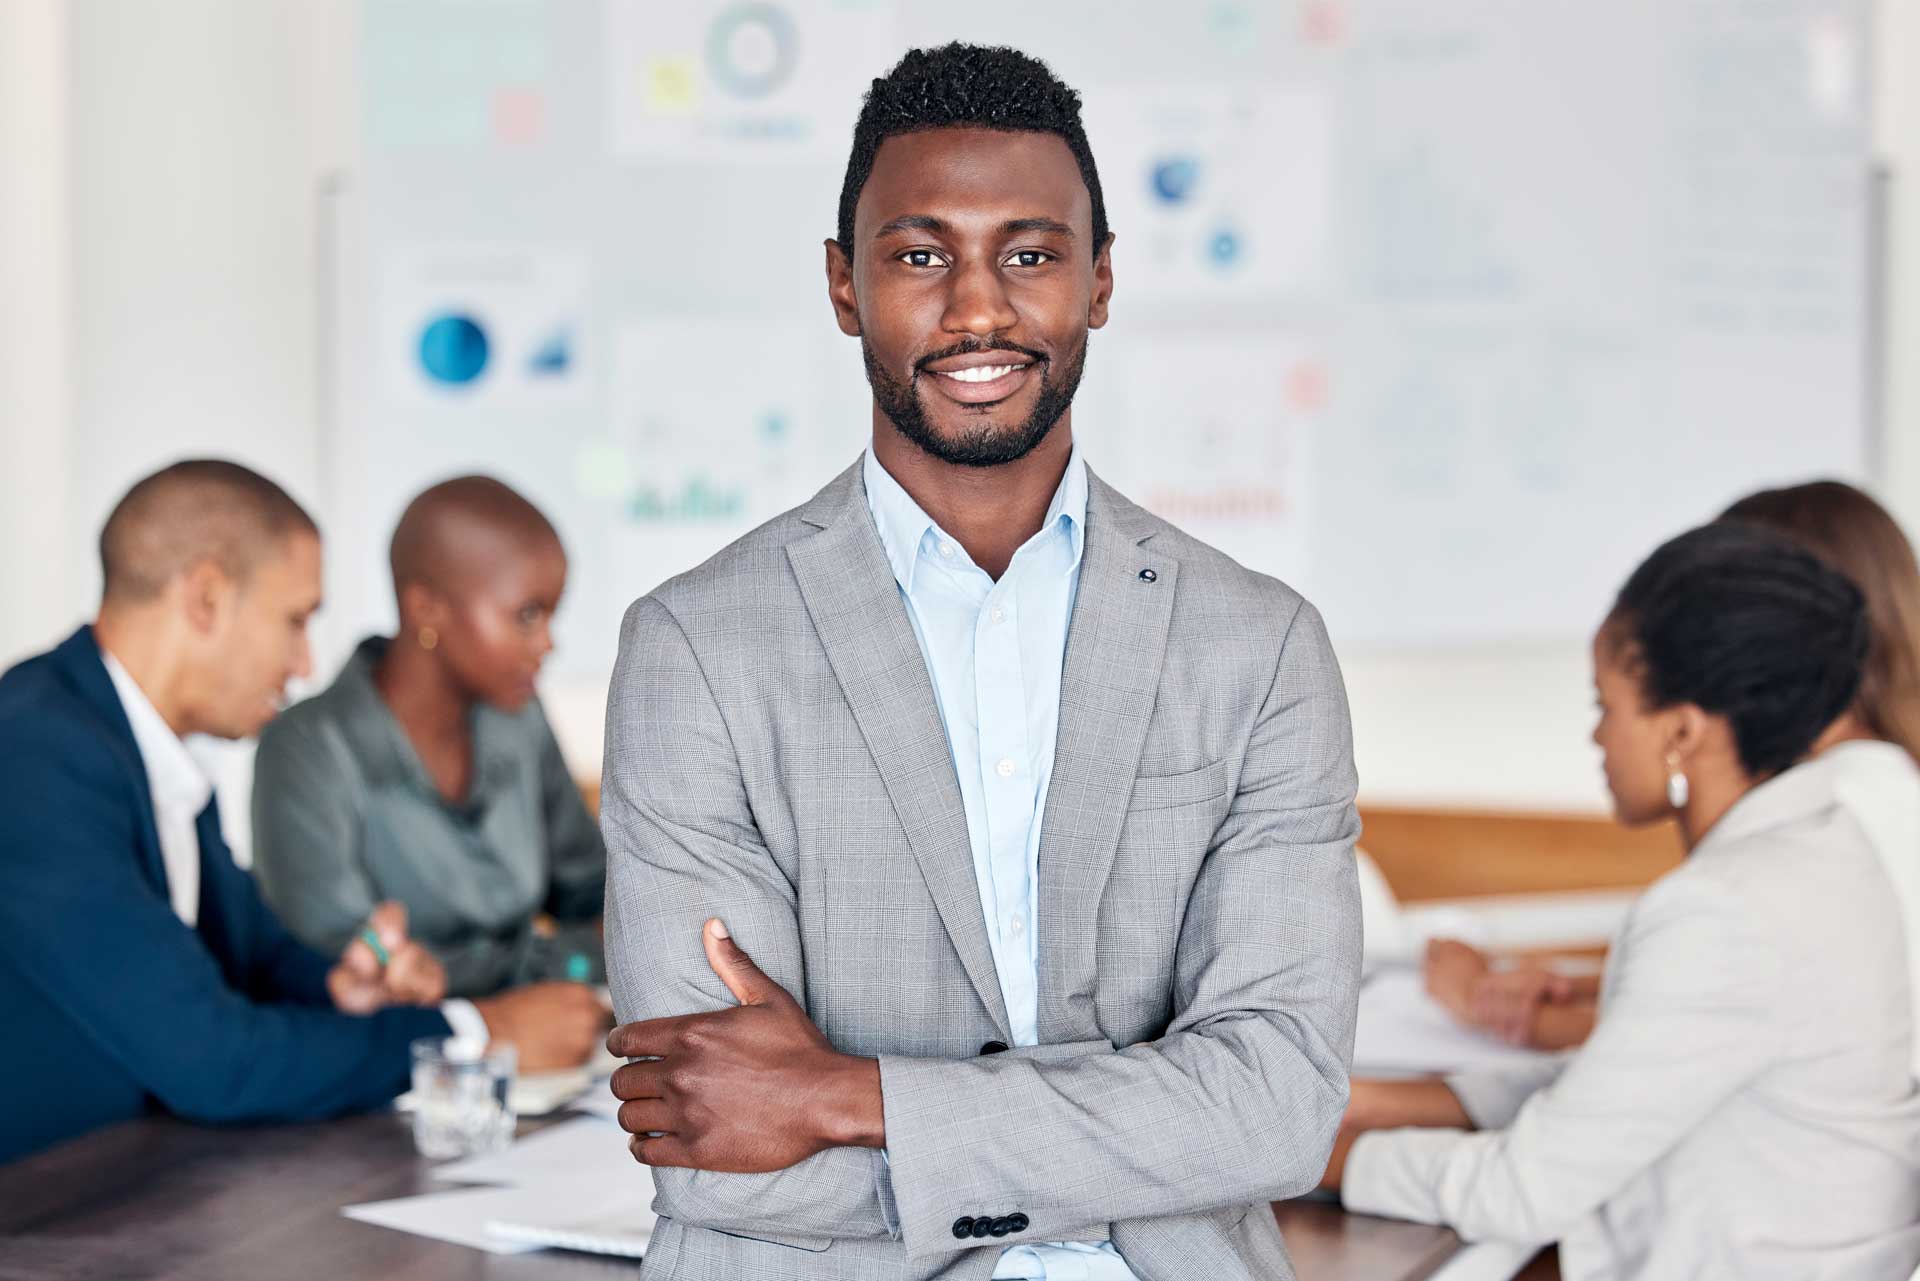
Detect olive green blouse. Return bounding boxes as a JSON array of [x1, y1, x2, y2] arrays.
[[252, 638, 605, 998]]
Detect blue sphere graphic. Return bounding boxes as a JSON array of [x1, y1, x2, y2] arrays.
[[418, 314, 490, 386], [1150, 156, 1201, 204], [1209, 227, 1242, 267]]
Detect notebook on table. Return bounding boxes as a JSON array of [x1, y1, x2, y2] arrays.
[[486, 1203, 654, 1258]]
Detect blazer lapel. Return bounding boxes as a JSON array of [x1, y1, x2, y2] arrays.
[[1036, 474, 1176, 1042], [53, 626, 170, 898], [786, 464, 1013, 1040]]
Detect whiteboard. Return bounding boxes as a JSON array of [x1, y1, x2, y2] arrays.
[[330, 0, 1873, 678]]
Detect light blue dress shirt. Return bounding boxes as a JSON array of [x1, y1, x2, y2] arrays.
[[864, 449, 1139, 1281]]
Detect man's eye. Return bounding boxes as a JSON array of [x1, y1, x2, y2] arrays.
[[1008, 250, 1052, 267], [900, 249, 941, 268]]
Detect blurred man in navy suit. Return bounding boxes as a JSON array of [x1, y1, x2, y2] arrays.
[[0, 460, 604, 1162]]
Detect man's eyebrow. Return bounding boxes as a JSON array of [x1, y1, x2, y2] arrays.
[[870, 215, 1077, 239], [873, 214, 948, 238], [1002, 217, 1075, 238]]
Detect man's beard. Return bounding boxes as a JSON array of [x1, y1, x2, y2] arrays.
[[862, 335, 1089, 468]]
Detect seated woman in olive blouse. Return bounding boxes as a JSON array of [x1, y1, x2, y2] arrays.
[[253, 476, 605, 999]]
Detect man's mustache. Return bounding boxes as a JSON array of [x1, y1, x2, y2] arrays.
[[913, 338, 1049, 376]]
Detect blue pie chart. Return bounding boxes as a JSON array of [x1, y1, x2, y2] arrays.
[[419, 313, 490, 386], [1150, 155, 1201, 204]]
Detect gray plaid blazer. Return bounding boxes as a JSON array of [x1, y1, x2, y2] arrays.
[[602, 459, 1362, 1281]]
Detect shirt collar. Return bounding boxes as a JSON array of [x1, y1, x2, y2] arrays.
[[100, 650, 214, 822], [862, 446, 1088, 593]]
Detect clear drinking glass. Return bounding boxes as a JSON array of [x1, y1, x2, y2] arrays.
[[409, 1037, 517, 1160]]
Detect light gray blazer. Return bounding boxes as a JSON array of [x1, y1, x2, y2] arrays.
[[602, 460, 1363, 1281]]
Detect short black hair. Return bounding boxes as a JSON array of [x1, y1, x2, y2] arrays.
[[100, 459, 317, 604], [835, 43, 1110, 259], [1607, 522, 1869, 779]]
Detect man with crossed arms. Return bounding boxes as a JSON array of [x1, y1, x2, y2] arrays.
[[601, 44, 1362, 1281]]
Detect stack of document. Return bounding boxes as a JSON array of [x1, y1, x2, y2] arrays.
[[344, 1114, 655, 1257]]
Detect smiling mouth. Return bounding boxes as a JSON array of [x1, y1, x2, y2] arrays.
[[921, 359, 1040, 406], [939, 363, 1025, 383]]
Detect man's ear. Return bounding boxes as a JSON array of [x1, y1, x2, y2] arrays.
[[825, 238, 862, 337], [1087, 232, 1115, 330], [178, 560, 235, 636]]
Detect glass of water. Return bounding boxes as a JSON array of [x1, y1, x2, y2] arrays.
[[409, 1037, 516, 1160]]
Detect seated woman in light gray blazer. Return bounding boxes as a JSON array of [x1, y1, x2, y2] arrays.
[[253, 477, 605, 999], [1323, 523, 1920, 1281], [1424, 479, 1920, 1056]]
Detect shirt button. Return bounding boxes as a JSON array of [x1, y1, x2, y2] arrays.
[[939, 541, 956, 559], [990, 605, 1006, 624], [1007, 915, 1025, 937], [995, 758, 1015, 778]]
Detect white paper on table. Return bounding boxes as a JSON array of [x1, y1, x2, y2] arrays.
[[343, 1178, 581, 1254], [436, 1115, 640, 1187], [510, 1068, 592, 1117], [486, 1201, 654, 1258], [514, 1039, 627, 1116], [1353, 967, 1557, 1077], [344, 1134, 655, 1256]]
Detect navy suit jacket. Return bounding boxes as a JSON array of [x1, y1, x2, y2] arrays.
[[0, 627, 449, 1162]]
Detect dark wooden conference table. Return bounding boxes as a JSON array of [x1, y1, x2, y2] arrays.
[[0, 1110, 1464, 1281]]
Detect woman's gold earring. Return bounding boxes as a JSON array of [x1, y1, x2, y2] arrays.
[[418, 626, 438, 652], [1665, 751, 1689, 810]]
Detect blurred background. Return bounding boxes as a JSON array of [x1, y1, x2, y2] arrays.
[[2, 0, 1914, 864]]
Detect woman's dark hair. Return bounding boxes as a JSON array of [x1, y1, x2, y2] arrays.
[[1605, 522, 1869, 779]]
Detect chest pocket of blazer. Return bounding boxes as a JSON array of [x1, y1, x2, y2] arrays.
[[1126, 757, 1230, 812]]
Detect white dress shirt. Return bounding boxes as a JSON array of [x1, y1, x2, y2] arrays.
[[864, 449, 1137, 1281], [99, 649, 487, 1043], [102, 652, 209, 927], [1345, 748, 1920, 1280]]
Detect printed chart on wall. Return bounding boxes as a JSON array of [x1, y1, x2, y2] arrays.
[[340, 0, 1874, 678]]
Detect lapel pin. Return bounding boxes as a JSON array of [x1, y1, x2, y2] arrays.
[[1138, 568, 1157, 583]]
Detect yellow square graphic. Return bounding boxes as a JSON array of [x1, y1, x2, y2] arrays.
[[644, 57, 699, 115]]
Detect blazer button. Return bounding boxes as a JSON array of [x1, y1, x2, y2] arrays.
[[979, 1040, 1009, 1055], [970, 1218, 995, 1238], [988, 1216, 1014, 1237], [1007, 1212, 1030, 1233], [952, 1216, 975, 1239]]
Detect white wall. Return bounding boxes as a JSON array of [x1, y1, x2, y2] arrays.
[[0, 0, 74, 665], [63, 0, 330, 594], [5, 0, 1917, 817]]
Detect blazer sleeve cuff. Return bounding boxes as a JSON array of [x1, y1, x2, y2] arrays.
[[877, 1040, 1114, 1259], [1341, 1128, 1466, 1226]]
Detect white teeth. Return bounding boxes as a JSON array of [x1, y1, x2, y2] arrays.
[[941, 364, 1021, 383]]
